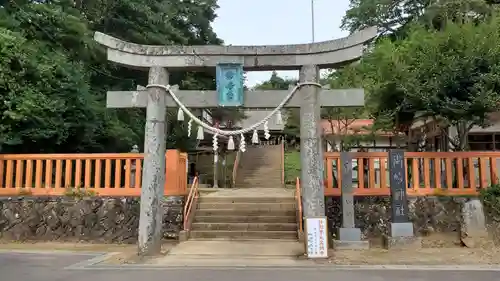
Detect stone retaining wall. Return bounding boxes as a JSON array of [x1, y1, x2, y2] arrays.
[[0, 196, 184, 243], [326, 196, 463, 239], [1, 195, 494, 244]]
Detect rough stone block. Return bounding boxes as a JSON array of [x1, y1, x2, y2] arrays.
[[460, 199, 491, 248]]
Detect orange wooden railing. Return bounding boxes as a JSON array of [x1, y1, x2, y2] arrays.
[[0, 150, 188, 196], [183, 176, 199, 231], [324, 151, 500, 196], [281, 138, 285, 186], [295, 177, 303, 233]]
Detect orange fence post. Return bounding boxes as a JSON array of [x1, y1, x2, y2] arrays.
[[165, 150, 179, 196], [179, 153, 188, 195], [164, 150, 188, 196]]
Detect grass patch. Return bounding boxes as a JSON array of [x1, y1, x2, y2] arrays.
[[284, 150, 300, 185]]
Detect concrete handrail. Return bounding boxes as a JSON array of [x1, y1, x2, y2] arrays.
[[281, 137, 285, 186], [232, 149, 242, 188]]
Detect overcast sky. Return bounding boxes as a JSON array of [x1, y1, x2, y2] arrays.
[[212, 0, 350, 86]]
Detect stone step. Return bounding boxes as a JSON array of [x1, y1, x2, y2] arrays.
[[197, 202, 295, 211], [236, 182, 281, 185], [236, 171, 281, 175], [194, 215, 296, 223], [237, 178, 281, 182], [237, 178, 281, 181], [237, 168, 279, 171], [240, 158, 281, 161], [240, 160, 279, 161], [241, 160, 281, 162], [237, 174, 281, 177], [236, 184, 282, 189], [199, 197, 295, 203], [237, 183, 282, 186], [242, 155, 281, 157], [237, 186, 282, 188], [238, 165, 280, 167], [237, 171, 280, 173], [239, 176, 281, 178], [237, 170, 280, 173], [237, 183, 282, 187], [240, 163, 279, 165], [238, 176, 281, 179], [192, 222, 297, 231], [244, 146, 281, 149], [236, 184, 281, 189], [196, 209, 296, 217], [189, 230, 298, 240], [242, 151, 280, 153]]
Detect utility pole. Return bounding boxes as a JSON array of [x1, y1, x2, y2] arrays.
[[311, 0, 315, 43]]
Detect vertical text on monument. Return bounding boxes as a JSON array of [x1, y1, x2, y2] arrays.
[[298, 64, 325, 218], [340, 152, 355, 228], [388, 149, 409, 223], [216, 63, 244, 107]]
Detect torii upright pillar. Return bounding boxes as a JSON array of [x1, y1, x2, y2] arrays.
[[137, 67, 168, 256], [299, 64, 324, 218]]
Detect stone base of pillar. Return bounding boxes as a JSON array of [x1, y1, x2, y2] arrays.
[[334, 228, 369, 250], [383, 222, 422, 249]]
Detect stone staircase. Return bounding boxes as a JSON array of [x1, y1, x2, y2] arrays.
[[190, 192, 298, 240], [189, 145, 296, 240], [236, 145, 283, 188]]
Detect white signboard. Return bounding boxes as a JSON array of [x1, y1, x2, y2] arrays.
[[305, 217, 328, 258]]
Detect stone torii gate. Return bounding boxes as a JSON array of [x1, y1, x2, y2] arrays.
[[94, 28, 377, 256]]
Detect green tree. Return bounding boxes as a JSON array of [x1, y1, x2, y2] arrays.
[[342, 0, 498, 36], [0, 0, 223, 153], [361, 18, 500, 150], [254, 71, 299, 137]]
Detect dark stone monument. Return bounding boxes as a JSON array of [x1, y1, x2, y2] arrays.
[[334, 152, 369, 249], [389, 149, 409, 224], [385, 149, 420, 249]]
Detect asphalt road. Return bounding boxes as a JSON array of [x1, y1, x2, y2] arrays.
[[1, 251, 500, 281]]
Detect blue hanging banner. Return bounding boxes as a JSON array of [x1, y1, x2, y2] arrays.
[[216, 63, 244, 107]]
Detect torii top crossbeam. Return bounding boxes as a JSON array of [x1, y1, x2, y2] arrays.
[[93, 27, 377, 71]]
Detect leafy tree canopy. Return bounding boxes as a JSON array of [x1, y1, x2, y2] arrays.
[[336, 15, 500, 150], [342, 0, 499, 36], [0, 0, 223, 153]]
